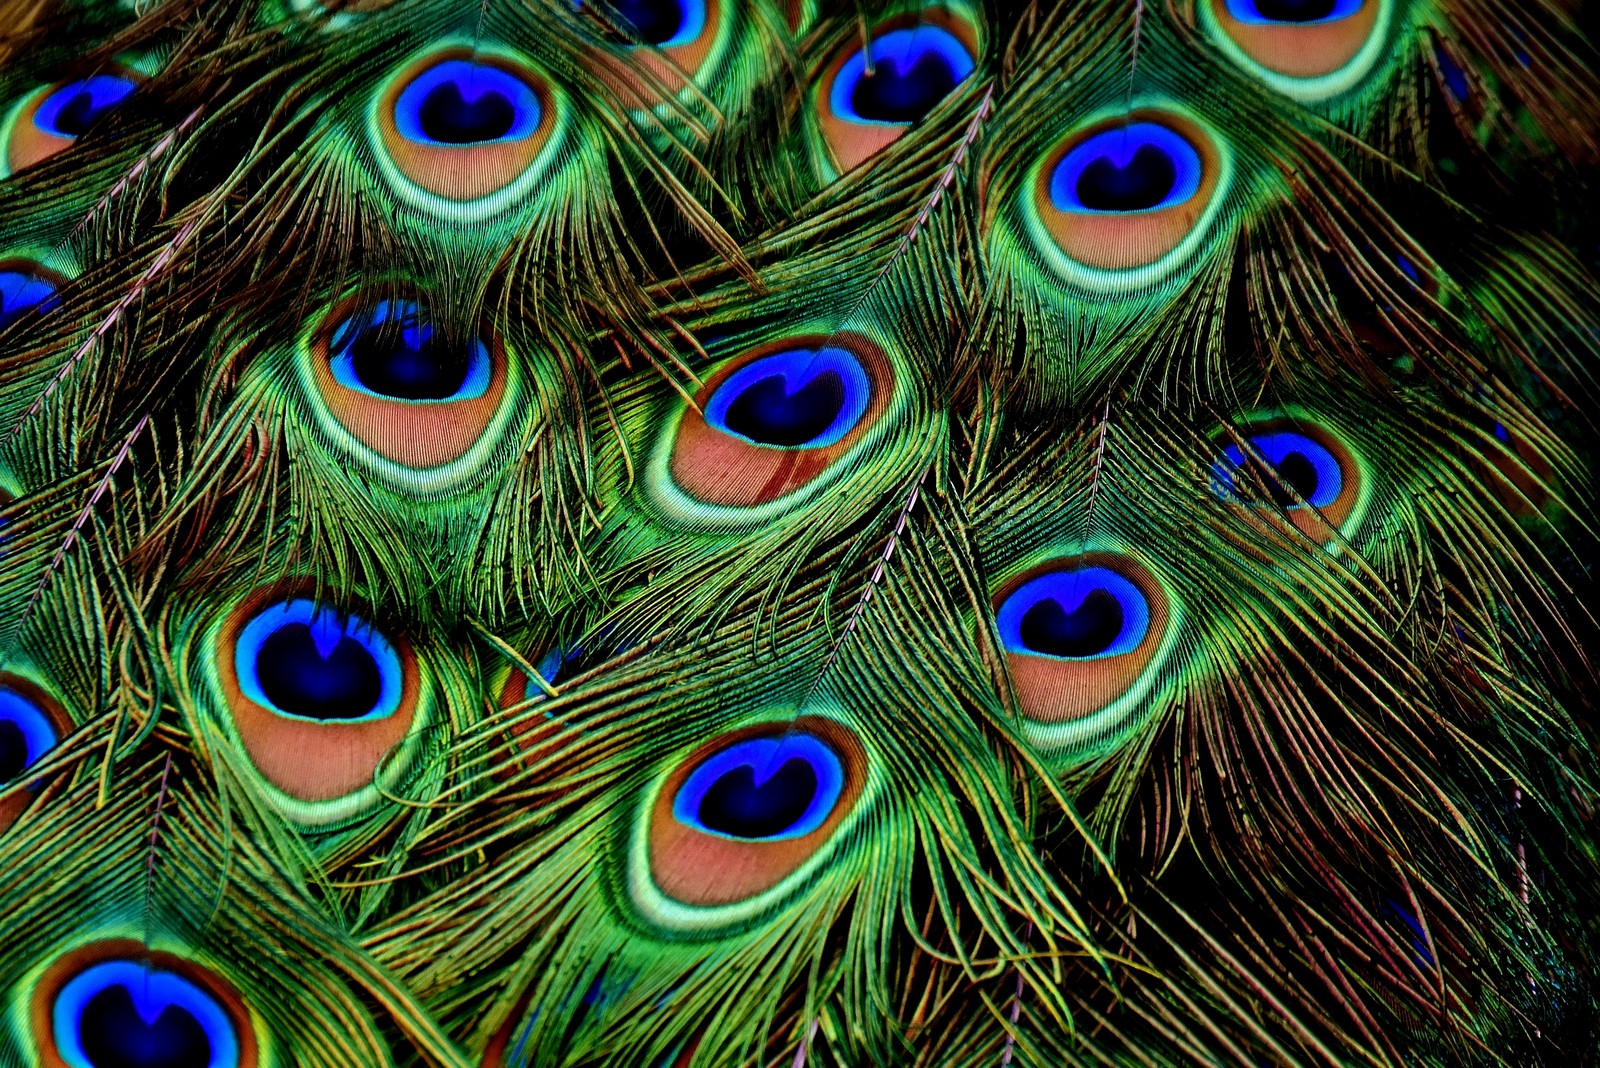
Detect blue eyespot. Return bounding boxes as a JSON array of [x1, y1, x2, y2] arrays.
[[53, 959, 239, 1068], [393, 61, 542, 146], [328, 300, 491, 402], [1224, 0, 1364, 24], [605, 0, 707, 47], [0, 686, 57, 785], [0, 269, 60, 332], [32, 74, 138, 139], [830, 26, 975, 126], [1212, 430, 1342, 508], [1049, 122, 1204, 214], [996, 567, 1151, 660], [705, 347, 871, 448], [673, 733, 844, 840], [235, 600, 403, 723]]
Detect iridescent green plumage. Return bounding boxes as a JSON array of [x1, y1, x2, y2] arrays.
[[1, 0, 1597, 1065]]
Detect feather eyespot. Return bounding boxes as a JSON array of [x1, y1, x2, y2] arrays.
[[991, 555, 1175, 753], [1211, 421, 1364, 538], [816, 12, 980, 173], [299, 295, 518, 490], [1026, 109, 1229, 288], [0, 673, 69, 832], [583, 0, 726, 103], [2, 72, 138, 176], [210, 590, 428, 824], [372, 48, 562, 215], [0, 683, 59, 785], [641, 719, 867, 911], [662, 335, 893, 513], [672, 733, 844, 841], [32, 941, 258, 1068], [0, 259, 64, 333], [233, 600, 406, 725], [1202, 0, 1391, 99], [606, 0, 709, 47]]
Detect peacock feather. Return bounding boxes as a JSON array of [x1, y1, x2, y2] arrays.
[[1, 0, 1598, 1064]]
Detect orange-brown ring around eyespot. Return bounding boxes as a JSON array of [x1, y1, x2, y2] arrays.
[[648, 717, 867, 907], [215, 584, 420, 802], [0, 672, 71, 833], [377, 48, 556, 202], [30, 940, 259, 1068], [1031, 109, 1222, 272], [586, 0, 724, 108], [310, 291, 508, 470], [990, 553, 1170, 725], [815, 8, 981, 174], [1220, 418, 1362, 542], [668, 333, 893, 508], [6, 68, 141, 175], [1209, 0, 1380, 79]]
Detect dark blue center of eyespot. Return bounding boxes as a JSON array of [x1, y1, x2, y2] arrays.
[[0, 270, 60, 332], [33, 74, 137, 139], [673, 733, 845, 841], [849, 53, 957, 124], [393, 61, 542, 147], [1018, 587, 1124, 658], [236, 600, 403, 723], [420, 82, 514, 143], [0, 720, 26, 782], [53, 961, 239, 1068], [831, 27, 975, 126], [705, 347, 872, 449], [1212, 430, 1343, 508], [1050, 123, 1203, 215], [722, 370, 843, 446], [348, 315, 458, 399], [1076, 145, 1174, 211], [254, 623, 382, 721], [329, 300, 491, 402], [592, 0, 705, 47], [0, 687, 56, 785], [997, 567, 1150, 661], [612, 0, 685, 44], [79, 985, 211, 1068], [1225, 0, 1362, 23], [698, 758, 817, 838]]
